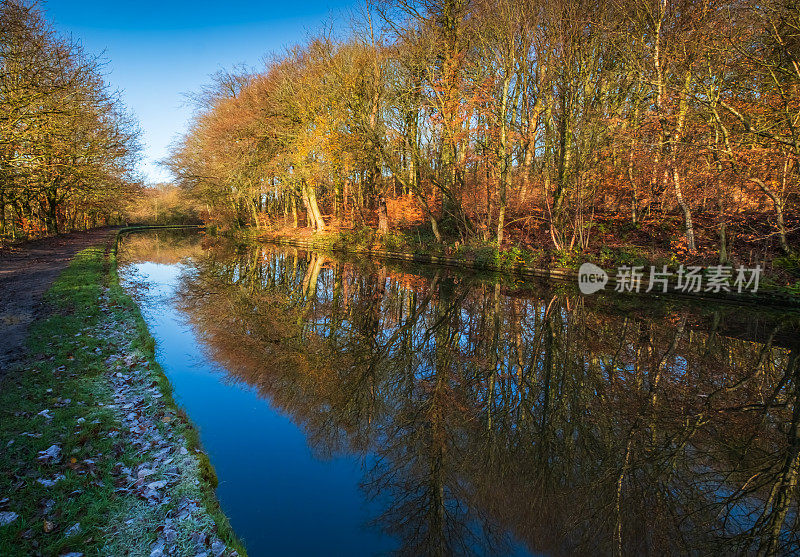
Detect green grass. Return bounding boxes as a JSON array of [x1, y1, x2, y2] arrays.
[[0, 240, 245, 556], [0, 247, 125, 555]]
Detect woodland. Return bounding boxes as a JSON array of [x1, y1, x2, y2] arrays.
[[0, 1, 140, 241], [168, 0, 800, 277], [2, 0, 799, 278]]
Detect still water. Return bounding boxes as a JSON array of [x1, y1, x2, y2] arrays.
[[118, 229, 800, 556]]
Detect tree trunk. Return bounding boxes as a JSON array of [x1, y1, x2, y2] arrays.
[[251, 199, 260, 229], [496, 74, 510, 247], [377, 194, 389, 234], [670, 70, 696, 252], [46, 193, 58, 235], [752, 178, 793, 255], [311, 199, 325, 232], [430, 215, 442, 243], [672, 166, 696, 251], [0, 190, 6, 235], [718, 195, 728, 265], [305, 183, 325, 232]]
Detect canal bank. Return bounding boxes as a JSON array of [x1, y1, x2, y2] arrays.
[[251, 228, 800, 309], [0, 229, 244, 556]]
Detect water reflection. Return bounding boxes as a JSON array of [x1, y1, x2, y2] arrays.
[[122, 231, 800, 556]]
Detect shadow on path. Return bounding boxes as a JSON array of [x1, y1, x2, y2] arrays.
[[0, 227, 118, 372]]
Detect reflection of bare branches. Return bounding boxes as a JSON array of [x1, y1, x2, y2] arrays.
[[132, 234, 800, 556], [754, 349, 800, 556]]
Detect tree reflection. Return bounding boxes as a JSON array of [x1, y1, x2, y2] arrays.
[[172, 241, 800, 556]]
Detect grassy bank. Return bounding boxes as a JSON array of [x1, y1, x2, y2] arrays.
[[250, 225, 800, 307], [0, 238, 244, 555]]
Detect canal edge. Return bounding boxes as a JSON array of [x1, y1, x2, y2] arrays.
[[0, 230, 247, 556], [111, 227, 248, 555], [255, 232, 800, 311]]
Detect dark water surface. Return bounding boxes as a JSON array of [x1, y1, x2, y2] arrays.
[[118, 229, 800, 556]]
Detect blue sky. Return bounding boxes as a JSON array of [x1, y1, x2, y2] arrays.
[[43, 0, 357, 183]]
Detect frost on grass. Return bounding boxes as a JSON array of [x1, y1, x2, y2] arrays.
[[1, 251, 241, 557], [0, 511, 19, 526], [93, 288, 239, 557], [36, 443, 62, 463]]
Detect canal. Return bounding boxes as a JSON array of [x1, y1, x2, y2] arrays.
[[118, 229, 800, 556]]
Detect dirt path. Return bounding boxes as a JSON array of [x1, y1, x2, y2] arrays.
[[0, 227, 118, 371]]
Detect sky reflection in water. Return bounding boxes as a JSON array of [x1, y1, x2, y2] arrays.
[[119, 230, 800, 556], [120, 261, 396, 556]]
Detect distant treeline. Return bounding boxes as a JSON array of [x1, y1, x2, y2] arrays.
[[0, 0, 141, 241], [123, 184, 203, 226], [170, 0, 799, 265]]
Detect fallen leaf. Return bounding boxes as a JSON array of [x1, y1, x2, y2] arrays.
[[37, 445, 62, 464]]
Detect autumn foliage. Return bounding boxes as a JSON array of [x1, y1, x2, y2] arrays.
[[0, 0, 141, 242], [169, 0, 799, 271]]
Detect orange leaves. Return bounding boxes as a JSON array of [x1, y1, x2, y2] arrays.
[[386, 195, 426, 227]]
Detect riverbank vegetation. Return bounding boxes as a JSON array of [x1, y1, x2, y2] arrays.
[[0, 240, 243, 556], [0, 0, 141, 243], [169, 0, 800, 285]]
